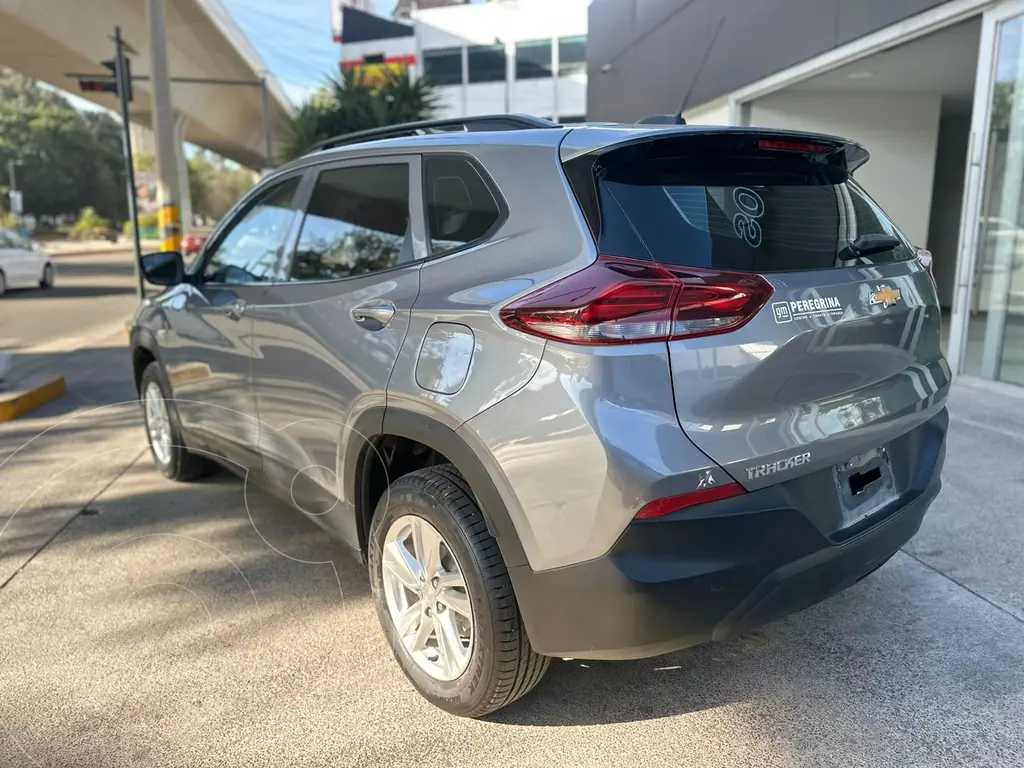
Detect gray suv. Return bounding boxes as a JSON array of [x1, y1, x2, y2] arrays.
[[130, 115, 949, 717]]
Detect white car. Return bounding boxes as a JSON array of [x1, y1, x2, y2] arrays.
[[0, 228, 55, 296]]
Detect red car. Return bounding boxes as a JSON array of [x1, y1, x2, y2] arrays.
[[182, 234, 207, 257]]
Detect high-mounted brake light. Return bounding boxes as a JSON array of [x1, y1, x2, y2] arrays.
[[499, 256, 773, 345], [635, 483, 746, 520], [758, 139, 828, 153]]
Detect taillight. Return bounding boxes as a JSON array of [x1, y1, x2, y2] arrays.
[[499, 255, 773, 345], [635, 483, 746, 520]]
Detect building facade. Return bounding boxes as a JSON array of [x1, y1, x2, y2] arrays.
[[392, 0, 469, 19], [338, 0, 588, 122], [587, 0, 1024, 394]]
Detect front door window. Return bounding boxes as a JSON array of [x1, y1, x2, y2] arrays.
[[201, 178, 300, 285]]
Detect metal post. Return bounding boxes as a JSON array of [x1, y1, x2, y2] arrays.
[[147, 0, 182, 254], [114, 26, 145, 300], [173, 114, 192, 236], [260, 76, 273, 168], [551, 35, 559, 122], [503, 38, 511, 114], [6, 159, 18, 230]]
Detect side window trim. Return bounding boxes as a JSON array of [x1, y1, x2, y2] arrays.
[[264, 167, 317, 283], [420, 151, 509, 259], [281, 154, 426, 284], [189, 170, 305, 283]]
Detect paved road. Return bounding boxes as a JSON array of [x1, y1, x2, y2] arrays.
[[0, 249, 140, 352], [0, 348, 1022, 766]]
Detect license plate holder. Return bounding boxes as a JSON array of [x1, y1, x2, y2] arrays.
[[834, 446, 897, 529]]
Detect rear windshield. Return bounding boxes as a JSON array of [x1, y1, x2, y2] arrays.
[[595, 162, 914, 272]]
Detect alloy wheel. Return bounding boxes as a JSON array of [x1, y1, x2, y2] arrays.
[[381, 514, 474, 681], [143, 381, 172, 466]]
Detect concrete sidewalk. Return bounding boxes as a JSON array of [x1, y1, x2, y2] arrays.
[[0, 374, 1022, 767]]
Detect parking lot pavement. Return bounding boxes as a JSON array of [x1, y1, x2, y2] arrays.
[[0, 330, 142, 587], [0, 250, 140, 352], [0, 379, 1023, 767]]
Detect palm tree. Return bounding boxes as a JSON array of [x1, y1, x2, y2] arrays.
[[281, 67, 439, 161]]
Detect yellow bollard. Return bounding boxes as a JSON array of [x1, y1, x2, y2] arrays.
[[158, 202, 182, 253]]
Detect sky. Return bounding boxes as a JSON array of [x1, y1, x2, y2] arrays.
[[223, 0, 394, 105]]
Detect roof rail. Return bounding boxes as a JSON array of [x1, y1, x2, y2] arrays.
[[304, 114, 559, 155], [635, 114, 687, 126]]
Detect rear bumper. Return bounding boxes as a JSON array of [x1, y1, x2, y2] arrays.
[[510, 408, 947, 660]]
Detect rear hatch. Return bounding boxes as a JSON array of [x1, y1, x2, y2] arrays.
[[563, 129, 950, 492]]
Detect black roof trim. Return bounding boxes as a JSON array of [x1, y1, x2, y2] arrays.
[[304, 114, 560, 155], [340, 7, 413, 44]]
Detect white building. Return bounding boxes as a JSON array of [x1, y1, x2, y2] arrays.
[[338, 1, 588, 122]]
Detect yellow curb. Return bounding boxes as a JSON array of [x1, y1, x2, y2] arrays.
[[0, 376, 67, 421]]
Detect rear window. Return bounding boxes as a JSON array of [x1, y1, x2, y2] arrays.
[[595, 161, 914, 272], [425, 155, 503, 256]]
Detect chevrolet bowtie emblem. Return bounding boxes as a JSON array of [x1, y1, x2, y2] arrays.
[[870, 284, 901, 308]]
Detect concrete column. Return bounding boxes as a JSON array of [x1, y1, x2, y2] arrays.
[[129, 123, 156, 155], [147, 0, 181, 252], [173, 114, 192, 235]]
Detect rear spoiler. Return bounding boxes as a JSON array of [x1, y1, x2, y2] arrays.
[[559, 126, 869, 172]]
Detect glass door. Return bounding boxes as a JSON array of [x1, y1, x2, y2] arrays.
[[951, 1, 1024, 386]]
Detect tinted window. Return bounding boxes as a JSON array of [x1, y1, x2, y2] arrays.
[[290, 164, 411, 281], [425, 156, 502, 255], [202, 178, 299, 284], [424, 47, 462, 86], [468, 44, 505, 83], [516, 39, 551, 80], [596, 163, 914, 272], [558, 35, 586, 76]]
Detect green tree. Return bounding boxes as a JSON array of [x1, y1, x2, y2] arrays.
[[0, 67, 128, 223], [281, 67, 439, 160], [69, 206, 111, 240], [0, 69, 70, 109], [134, 153, 157, 172], [81, 110, 128, 223], [186, 153, 256, 221]]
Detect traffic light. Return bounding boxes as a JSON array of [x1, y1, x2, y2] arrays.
[[102, 56, 133, 102], [78, 77, 117, 94]]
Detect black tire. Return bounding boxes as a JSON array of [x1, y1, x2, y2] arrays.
[[139, 361, 213, 482], [39, 263, 54, 289], [0, 270, 6, 298], [369, 464, 549, 717]]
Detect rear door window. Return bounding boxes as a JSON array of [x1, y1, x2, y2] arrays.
[[597, 163, 914, 272]]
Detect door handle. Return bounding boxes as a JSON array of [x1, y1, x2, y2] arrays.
[[225, 298, 246, 320], [351, 301, 396, 330]]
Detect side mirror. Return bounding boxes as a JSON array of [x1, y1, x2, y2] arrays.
[[141, 250, 185, 286]]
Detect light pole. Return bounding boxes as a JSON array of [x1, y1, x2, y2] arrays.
[[7, 158, 23, 230]]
